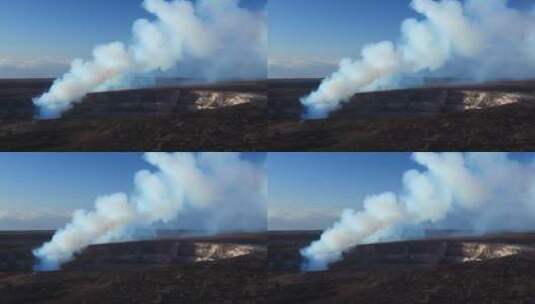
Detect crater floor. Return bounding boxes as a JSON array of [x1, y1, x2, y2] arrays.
[[267, 231, 535, 303], [267, 79, 535, 151], [0, 79, 267, 151], [0, 231, 268, 304]]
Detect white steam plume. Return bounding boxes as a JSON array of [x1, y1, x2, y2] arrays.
[[301, 0, 535, 119], [33, 152, 266, 271], [33, 0, 266, 119], [301, 153, 535, 271]]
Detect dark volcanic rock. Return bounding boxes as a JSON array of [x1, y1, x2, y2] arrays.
[[0, 79, 52, 120], [267, 231, 535, 304], [0, 79, 267, 151], [0, 232, 268, 304], [267, 79, 535, 151]]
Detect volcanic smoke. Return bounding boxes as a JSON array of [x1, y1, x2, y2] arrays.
[[301, 153, 535, 271], [33, 152, 266, 271], [33, 0, 266, 119], [301, 0, 535, 119]]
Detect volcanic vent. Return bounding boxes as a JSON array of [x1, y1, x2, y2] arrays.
[[268, 232, 535, 272], [58, 234, 267, 271], [63, 86, 266, 119], [268, 79, 535, 121], [332, 87, 535, 118], [341, 235, 535, 267]]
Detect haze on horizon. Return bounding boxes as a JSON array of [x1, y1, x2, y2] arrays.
[[0, 152, 267, 232], [268, 0, 533, 79], [0, 0, 266, 79], [268, 152, 535, 231]]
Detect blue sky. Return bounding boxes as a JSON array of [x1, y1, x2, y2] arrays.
[[0, 0, 266, 78], [0, 1, 147, 60], [0, 153, 146, 229], [2, 0, 531, 78], [268, 0, 531, 78], [0, 0, 150, 77], [268, 153, 412, 230], [2, 152, 535, 231], [268, 152, 535, 230], [268, 1, 418, 74], [0, 152, 266, 230]]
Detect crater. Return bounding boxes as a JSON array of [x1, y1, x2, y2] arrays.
[[0, 231, 267, 272], [63, 88, 266, 119], [65, 239, 265, 270], [267, 231, 535, 272], [267, 79, 535, 120], [190, 91, 266, 110], [343, 239, 535, 266], [337, 89, 535, 116], [0, 79, 267, 121]]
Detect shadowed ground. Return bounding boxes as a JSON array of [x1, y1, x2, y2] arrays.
[[267, 231, 535, 303], [3, 230, 535, 303], [0, 79, 267, 151], [267, 79, 535, 151], [0, 231, 267, 304]]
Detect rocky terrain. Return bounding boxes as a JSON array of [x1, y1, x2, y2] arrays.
[[4, 78, 535, 151], [0, 231, 53, 272], [64, 234, 266, 271], [4, 230, 535, 303], [0, 231, 268, 304], [0, 79, 267, 151], [267, 231, 535, 303], [267, 79, 535, 151]]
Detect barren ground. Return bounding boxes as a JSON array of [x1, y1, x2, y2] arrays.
[[267, 231, 535, 303], [0, 79, 267, 151], [267, 79, 535, 151], [3, 78, 535, 151], [3, 230, 535, 303], [0, 231, 267, 304]]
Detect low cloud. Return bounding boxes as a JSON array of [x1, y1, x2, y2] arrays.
[[0, 58, 70, 78], [268, 57, 338, 78], [0, 210, 71, 231], [268, 204, 342, 230]]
